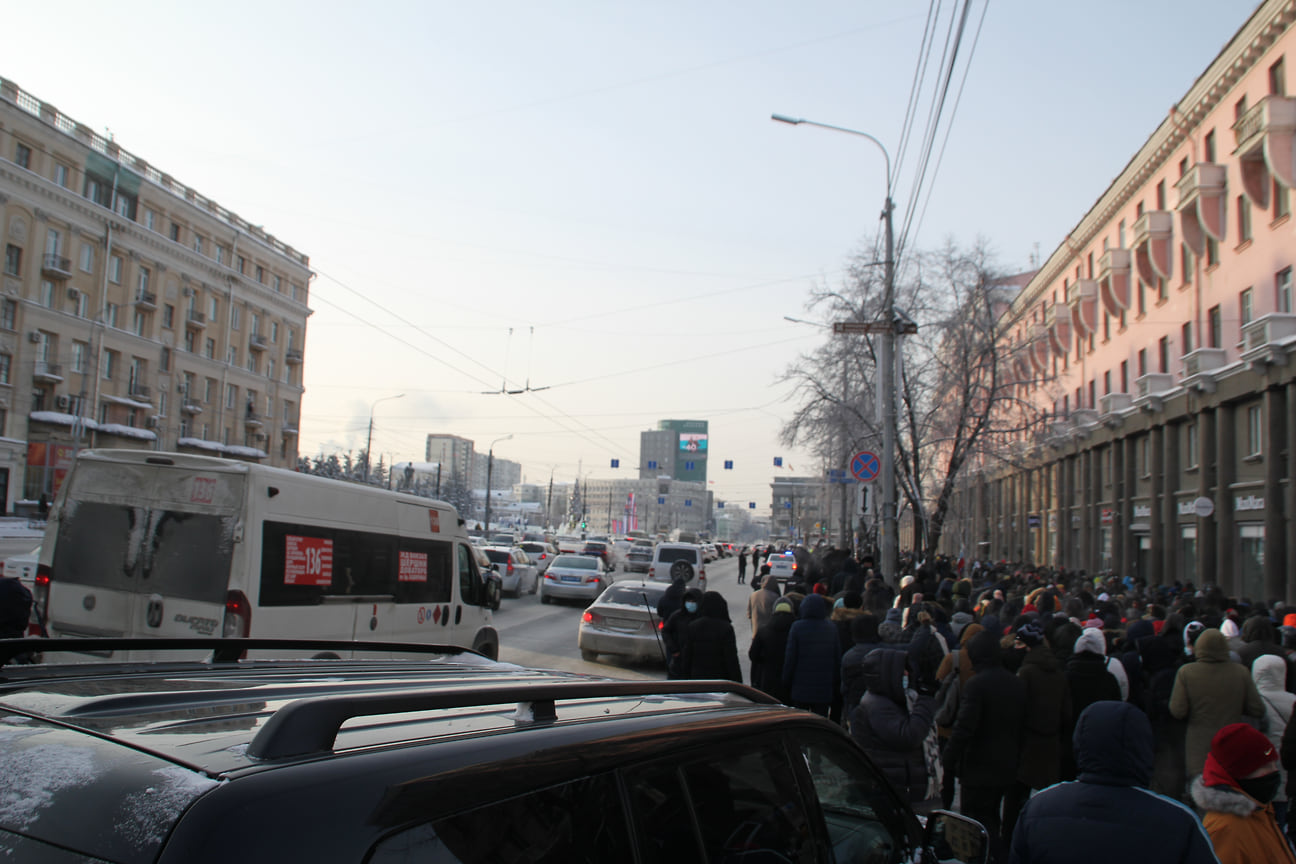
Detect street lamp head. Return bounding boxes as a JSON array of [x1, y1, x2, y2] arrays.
[[771, 113, 802, 125]]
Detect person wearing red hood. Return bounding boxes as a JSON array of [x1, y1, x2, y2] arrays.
[[1191, 722, 1296, 863]]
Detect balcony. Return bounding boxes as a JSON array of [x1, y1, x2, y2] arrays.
[[128, 383, 151, 402], [1132, 211, 1174, 285], [1070, 408, 1099, 429], [244, 412, 264, 428], [1240, 313, 1296, 367], [284, 347, 303, 365], [32, 361, 63, 384], [1134, 372, 1176, 411], [1175, 162, 1228, 254], [133, 290, 157, 309], [1099, 392, 1133, 416], [1181, 347, 1230, 392], [182, 402, 203, 415], [185, 310, 207, 330], [1232, 95, 1296, 207], [282, 419, 300, 436], [248, 332, 268, 353], [1066, 279, 1099, 335], [1096, 248, 1131, 317], [40, 254, 72, 280], [1045, 303, 1071, 356]]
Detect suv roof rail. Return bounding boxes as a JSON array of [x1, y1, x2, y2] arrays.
[[248, 680, 778, 761], [0, 638, 481, 669]]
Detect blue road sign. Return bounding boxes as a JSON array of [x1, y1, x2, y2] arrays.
[[657, 497, 665, 505], [749, 502, 756, 509], [610, 458, 619, 468], [718, 502, 725, 508], [773, 457, 783, 467], [648, 460, 658, 469], [850, 451, 881, 483], [685, 461, 695, 471], [685, 499, 692, 507], [724, 460, 733, 469]]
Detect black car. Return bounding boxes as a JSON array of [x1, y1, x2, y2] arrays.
[[0, 638, 987, 863]]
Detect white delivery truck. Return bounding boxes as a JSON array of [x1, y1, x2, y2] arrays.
[[35, 450, 501, 658]]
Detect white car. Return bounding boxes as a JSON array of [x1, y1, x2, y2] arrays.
[[540, 554, 612, 604], [647, 543, 706, 590], [766, 552, 798, 585], [481, 546, 540, 597]]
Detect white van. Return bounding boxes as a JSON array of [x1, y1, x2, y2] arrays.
[[36, 450, 501, 658]]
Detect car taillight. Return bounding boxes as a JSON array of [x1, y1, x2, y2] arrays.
[[657, 619, 665, 630], [582, 610, 602, 625], [545, 571, 557, 580], [223, 590, 251, 638], [30, 564, 51, 636], [507, 562, 514, 574]]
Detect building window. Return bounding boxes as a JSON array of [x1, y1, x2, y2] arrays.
[[14, 143, 31, 169], [193, 235, 204, 255], [208, 296, 218, 321], [159, 346, 171, 374], [204, 378, 215, 403], [255, 265, 264, 283], [1275, 180, 1291, 221], [1158, 337, 1169, 373], [3, 245, 20, 276], [227, 346, 237, 366], [163, 304, 175, 329], [1238, 195, 1252, 243], [270, 321, 279, 343], [226, 383, 237, 410], [109, 255, 122, 284], [1181, 322, 1193, 355], [1120, 360, 1128, 392], [102, 349, 116, 380], [0, 354, 10, 386], [1137, 280, 1146, 315], [157, 391, 166, 417], [72, 341, 87, 374], [133, 311, 147, 337], [39, 280, 54, 308], [183, 330, 195, 353], [266, 358, 275, 381], [1271, 56, 1287, 96], [1157, 277, 1167, 302], [1181, 244, 1193, 284], [1139, 437, 1150, 478], [1241, 287, 1254, 326], [236, 255, 246, 275], [169, 223, 181, 243], [1186, 422, 1198, 468], [205, 337, 215, 360], [1208, 305, 1222, 348], [1206, 237, 1220, 267], [106, 303, 119, 329], [272, 275, 281, 293], [1278, 268, 1293, 314], [215, 245, 225, 265], [137, 267, 150, 297], [144, 210, 157, 231], [1137, 348, 1148, 377], [230, 305, 241, 331], [79, 242, 94, 272], [0, 300, 15, 331], [1205, 129, 1216, 162], [54, 163, 69, 187], [1247, 404, 1263, 457]]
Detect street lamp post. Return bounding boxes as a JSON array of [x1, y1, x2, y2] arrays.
[[483, 433, 513, 533], [364, 393, 404, 484], [772, 113, 898, 586]]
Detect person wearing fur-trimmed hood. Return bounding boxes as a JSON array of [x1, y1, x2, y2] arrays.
[[1190, 722, 1295, 863]]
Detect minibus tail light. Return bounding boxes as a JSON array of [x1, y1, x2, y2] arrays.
[[223, 590, 251, 638]]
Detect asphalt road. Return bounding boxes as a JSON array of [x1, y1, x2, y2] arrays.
[[495, 554, 758, 681]]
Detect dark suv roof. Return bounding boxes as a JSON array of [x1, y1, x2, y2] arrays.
[[0, 638, 983, 863]]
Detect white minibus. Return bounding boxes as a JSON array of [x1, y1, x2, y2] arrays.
[[35, 450, 501, 658]]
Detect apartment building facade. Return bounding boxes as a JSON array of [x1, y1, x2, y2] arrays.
[[942, 0, 1296, 603], [0, 77, 311, 508]]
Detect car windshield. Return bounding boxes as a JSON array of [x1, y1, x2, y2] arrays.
[[553, 555, 597, 570], [520, 543, 545, 553], [484, 550, 510, 564], [600, 585, 667, 606]]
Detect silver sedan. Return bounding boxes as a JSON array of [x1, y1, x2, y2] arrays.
[[539, 554, 611, 604]]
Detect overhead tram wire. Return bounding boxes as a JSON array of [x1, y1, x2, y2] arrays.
[[308, 281, 628, 459], [897, 0, 977, 262], [904, 0, 990, 253], [891, 0, 943, 189]]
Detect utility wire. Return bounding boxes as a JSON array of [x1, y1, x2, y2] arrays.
[[892, 0, 943, 188]]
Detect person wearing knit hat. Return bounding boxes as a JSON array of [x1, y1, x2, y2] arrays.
[[1004, 616, 1070, 842], [1062, 627, 1122, 779], [1190, 723, 1295, 863]]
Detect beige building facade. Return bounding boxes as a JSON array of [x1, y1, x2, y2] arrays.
[[0, 77, 311, 509], [943, 0, 1296, 603]]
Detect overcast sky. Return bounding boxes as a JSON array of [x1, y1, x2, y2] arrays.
[[3, 0, 1260, 509]]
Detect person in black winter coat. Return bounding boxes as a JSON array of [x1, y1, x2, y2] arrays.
[[1062, 628, 1121, 779], [841, 613, 883, 719], [656, 575, 688, 623], [1008, 701, 1219, 864], [0, 577, 32, 639], [849, 648, 937, 804], [943, 629, 1026, 864], [783, 593, 841, 716], [749, 598, 795, 702], [662, 587, 702, 679], [681, 591, 741, 682]]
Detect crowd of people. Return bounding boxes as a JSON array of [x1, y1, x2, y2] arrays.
[[659, 544, 1296, 864]]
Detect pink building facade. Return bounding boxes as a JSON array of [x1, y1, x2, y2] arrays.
[[945, 0, 1296, 601]]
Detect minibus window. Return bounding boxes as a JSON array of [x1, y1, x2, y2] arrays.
[[142, 510, 235, 604], [52, 501, 140, 589]]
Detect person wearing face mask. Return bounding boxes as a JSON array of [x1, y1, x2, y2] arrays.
[[1191, 722, 1296, 863], [680, 591, 742, 683], [662, 587, 703, 679]]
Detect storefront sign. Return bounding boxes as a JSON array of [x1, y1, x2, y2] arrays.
[[1235, 495, 1265, 512], [1027, 514, 1041, 528], [1178, 501, 1197, 516], [1101, 509, 1114, 525], [1132, 505, 1151, 519]]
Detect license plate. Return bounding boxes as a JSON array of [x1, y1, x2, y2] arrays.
[[561, 575, 580, 583]]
